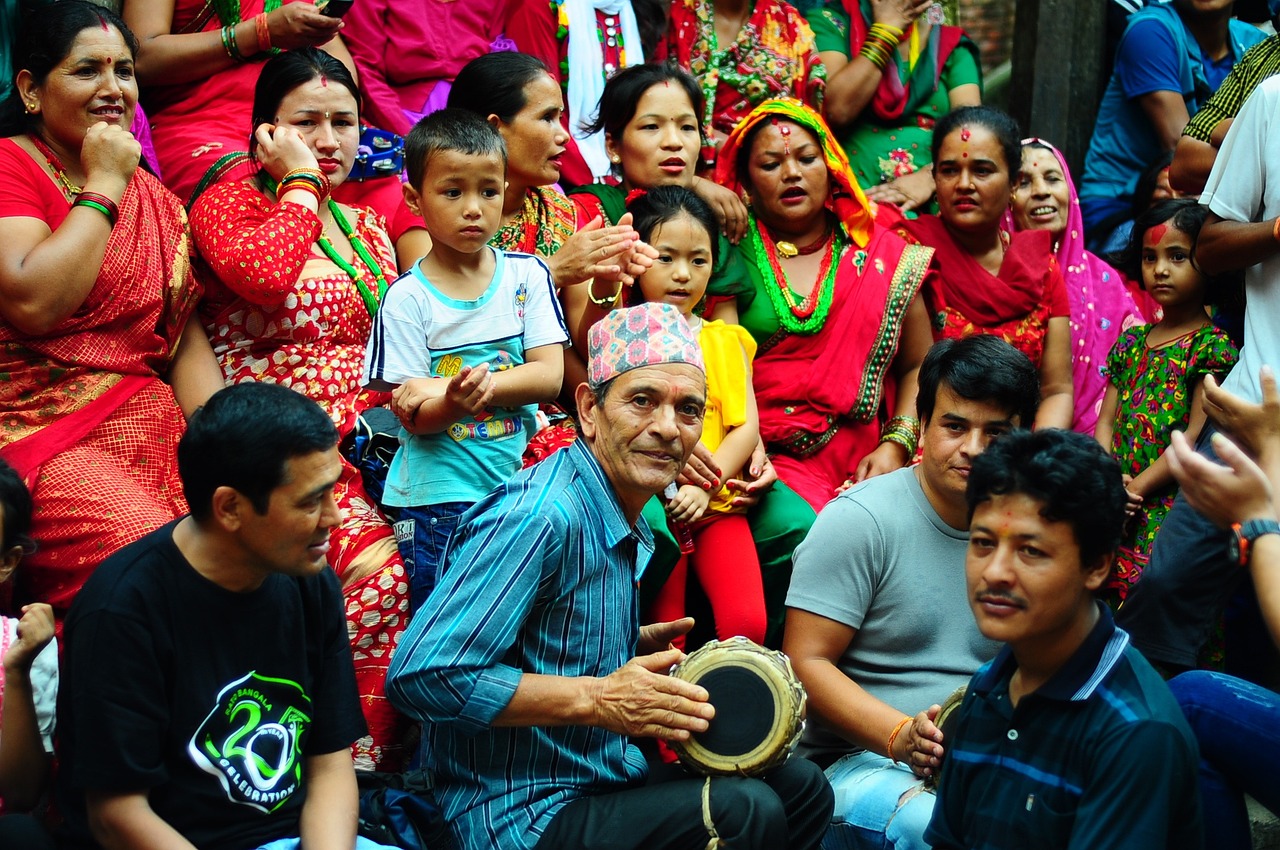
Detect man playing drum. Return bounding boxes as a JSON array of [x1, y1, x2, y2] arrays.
[[784, 335, 1040, 850], [926, 429, 1200, 849], [386, 302, 833, 850]]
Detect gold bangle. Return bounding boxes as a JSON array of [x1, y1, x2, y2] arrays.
[[587, 278, 624, 309]]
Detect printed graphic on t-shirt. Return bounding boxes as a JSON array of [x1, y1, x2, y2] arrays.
[[188, 671, 313, 813]]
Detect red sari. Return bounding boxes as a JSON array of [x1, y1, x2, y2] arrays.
[[0, 139, 197, 617], [192, 180, 410, 771], [900, 215, 1069, 366]]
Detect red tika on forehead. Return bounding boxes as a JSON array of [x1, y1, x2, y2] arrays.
[[960, 127, 971, 142], [1146, 222, 1169, 246], [320, 74, 328, 87]]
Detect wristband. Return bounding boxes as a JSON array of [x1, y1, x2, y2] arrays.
[[254, 13, 271, 53], [74, 197, 115, 225], [886, 716, 912, 763], [221, 24, 245, 62], [587, 278, 624, 309]]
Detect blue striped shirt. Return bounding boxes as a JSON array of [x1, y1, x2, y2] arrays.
[[386, 439, 654, 850]]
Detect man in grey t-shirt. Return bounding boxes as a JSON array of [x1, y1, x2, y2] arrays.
[[784, 336, 1040, 850]]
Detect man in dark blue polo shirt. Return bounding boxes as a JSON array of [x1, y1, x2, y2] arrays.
[[925, 429, 1201, 850]]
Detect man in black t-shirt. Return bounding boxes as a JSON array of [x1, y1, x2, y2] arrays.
[[56, 384, 391, 850]]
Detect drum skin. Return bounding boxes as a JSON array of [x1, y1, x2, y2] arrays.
[[668, 636, 807, 777]]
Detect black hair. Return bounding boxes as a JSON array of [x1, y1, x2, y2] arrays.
[[581, 61, 703, 143], [1119, 197, 1235, 307], [967, 428, 1127, 566], [0, 458, 33, 556], [404, 107, 507, 189], [179, 383, 338, 522], [624, 185, 719, 307], [447, 52, 550, 124], [931, 105, 1022, 178], [917, 336, 1040, 427], [248, 47, 360, 167], [0, 1, 138, 136]]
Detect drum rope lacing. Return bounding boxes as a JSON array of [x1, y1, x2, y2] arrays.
[[700, 776, 724, 849]]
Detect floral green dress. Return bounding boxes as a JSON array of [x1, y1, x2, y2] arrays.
[[1103, 323, 1238, 602]]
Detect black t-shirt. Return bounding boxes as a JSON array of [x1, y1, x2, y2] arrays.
[[56, 520, 367, 850]]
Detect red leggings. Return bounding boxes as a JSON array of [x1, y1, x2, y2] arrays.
[[648, 513, 767, 650]]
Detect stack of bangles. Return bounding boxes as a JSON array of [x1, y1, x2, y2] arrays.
[[886, 716, 912, 764], [74, 191, 119, 226], [880, 414, 920, 457], [278, 167, 331, 205], [254, 13, 273, 53], [859, 22, 904, 70], [220, 24, 245, 62]]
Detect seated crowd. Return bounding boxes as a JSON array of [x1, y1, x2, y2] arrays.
[[0, 0, 1277, 848]]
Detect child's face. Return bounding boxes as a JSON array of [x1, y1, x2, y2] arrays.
[[405, 149, 505, 256], [1141, 220, 1203, 308], [637, 212, 713, 318]]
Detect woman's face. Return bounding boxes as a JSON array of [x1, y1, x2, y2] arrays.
[[272, 75, 360, 188], [1011, 146, 1071, 237], [746, 119, 829, 235], [496, 73, 568, 189], [934, 124, 1013, 235], [607, 82, 700, 190], [25, 26, 137, 151]]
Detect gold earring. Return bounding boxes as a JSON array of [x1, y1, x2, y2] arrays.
[[24, 101, 36, 113], [610, 154, 621, 164]]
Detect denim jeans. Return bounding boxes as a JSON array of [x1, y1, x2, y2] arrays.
[[821, 751, 935, 850], [391, 501, 471, 614], [1169, 670, 1280, 850], [256, 838, 398, 850]]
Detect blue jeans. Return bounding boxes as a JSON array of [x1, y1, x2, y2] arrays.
[[392, 501, 471, 614], [1169, 670, 1280, 850], [256, 839, 397, 850], [821, 751, 934, 850]]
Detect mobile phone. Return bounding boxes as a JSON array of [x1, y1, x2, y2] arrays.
[[318, 0, 353, 17]]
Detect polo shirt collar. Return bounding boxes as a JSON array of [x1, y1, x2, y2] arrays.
[[971, 601, 1129, 703], [566, 439, 655, 551]]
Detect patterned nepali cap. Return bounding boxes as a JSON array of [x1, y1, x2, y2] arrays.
[[587, 303, 705, 388]]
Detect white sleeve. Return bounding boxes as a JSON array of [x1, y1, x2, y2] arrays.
[[1202, 79, 1275, 224], [364, 280, 433, 386], [31, 636, 58, 753], [516, 257, 570, 350]]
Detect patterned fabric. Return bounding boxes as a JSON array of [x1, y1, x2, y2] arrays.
[[715, 98, 876, 249], [806, 1, 981, 188], [0, 140, 199, 618], [1182, 34, 1280, 143], [191, 179, 411, 771], [588, 303, 705, 387], [1102, 324, 1237, 600], [663, 0, 826, 170], [489, 185, 577, 258]]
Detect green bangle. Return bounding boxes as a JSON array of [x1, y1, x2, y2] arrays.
[[221, 25, 245, 62], [74, 197, 115, 225]]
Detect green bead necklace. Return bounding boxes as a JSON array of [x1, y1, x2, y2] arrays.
[[315, 199, 390, 318], [748, 216, 841, 336]]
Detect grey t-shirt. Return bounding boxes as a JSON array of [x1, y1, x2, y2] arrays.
[[787, 466, 1000, 757]]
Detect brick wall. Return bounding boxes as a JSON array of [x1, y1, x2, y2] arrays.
[[958, 0, 1016, 73]]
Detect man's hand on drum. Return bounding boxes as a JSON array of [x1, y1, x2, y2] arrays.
[[893, 705, 945, 779], [638, 617, 696, 655], [590, 648, 715, 741]]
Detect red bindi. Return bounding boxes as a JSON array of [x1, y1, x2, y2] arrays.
[[960, 127, 971, 142], [320, 74, 328, 87], [100, 17, 109, 31], [1146, 222, 1169, 245]]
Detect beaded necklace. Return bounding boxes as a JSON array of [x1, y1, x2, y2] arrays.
[[29, 134, 82, 197], [315, 200, 389, 318], [748, 217, 841, 336]]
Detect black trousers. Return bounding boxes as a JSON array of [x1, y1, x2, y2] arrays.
[[0, 814, 56, 850], [534, 758, 833, 850]]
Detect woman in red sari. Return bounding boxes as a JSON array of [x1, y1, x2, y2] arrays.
[[190, 48, 409, 771], [899, 105, 1074, 429], [716, 98, 935, 511], [0, 2, 223, 615]]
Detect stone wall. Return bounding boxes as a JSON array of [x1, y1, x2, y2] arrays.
[[958, 0, 1016, 73]]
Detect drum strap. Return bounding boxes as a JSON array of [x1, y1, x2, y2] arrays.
[[701, 777, 725, 849]]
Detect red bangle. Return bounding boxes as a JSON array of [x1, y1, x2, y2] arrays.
[[278, 178, 321, 204], [255, 13, 271, 53], [76, 191, 120, 222], [886, 716, 912, 764]]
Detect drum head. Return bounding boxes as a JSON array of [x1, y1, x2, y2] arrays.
[[670, 637, 806, 776]]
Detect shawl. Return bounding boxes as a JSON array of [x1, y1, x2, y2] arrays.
[[562, 0, 644, 179], [1017, 139, 1144, 434], [715, 97, 875, 249], [490, 185, 577, 256], [903, 214, 1053, 327], [842, 0, 978, 123]]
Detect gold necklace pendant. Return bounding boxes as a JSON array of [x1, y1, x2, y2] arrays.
[[776, 241, 798, 259]]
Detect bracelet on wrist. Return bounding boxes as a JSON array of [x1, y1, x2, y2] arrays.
[[220, 24, 245, 62], [74, 191, 119, 225], [254, 13, 271, 53], [886, 716, 912, 764], [587, 278, 624, 309]]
